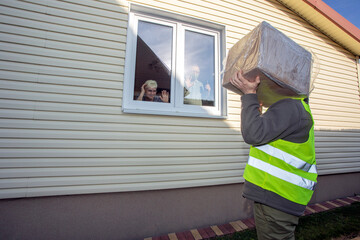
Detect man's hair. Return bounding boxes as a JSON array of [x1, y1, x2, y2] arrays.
[[144, 80, 158, 89]]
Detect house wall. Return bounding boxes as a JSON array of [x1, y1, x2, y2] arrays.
[[0, 173, 359, 240], [0, 0, 359, 238]]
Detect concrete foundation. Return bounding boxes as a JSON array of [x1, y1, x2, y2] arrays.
[[0, 172, 359, 240]]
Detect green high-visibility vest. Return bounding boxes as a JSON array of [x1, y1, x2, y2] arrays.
[[243, 99, 317, 206]]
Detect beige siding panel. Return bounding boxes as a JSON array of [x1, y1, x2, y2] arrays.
[[60, 0, 128, 10], [312, 109, 360, 120], [0, 32, 126, 57], [1, 52, 121, 73], [0, 23, 126, 50], [0, 70, 123, 89], [0, 63, 123, 84], [0, 155, 245, 168], [0, 99, 122, 115], [0, 42, 124, 66], [0, 119, 238, 134], [312, 89, 359, 105], [315, 131, 360, 175], [314, 121, 360, 130], [195, 1, 337, 50], [0, 170, 244, 189], [0, 90, 122, 107], [0, 108, 236, 128], [0, 162, 245, 178], [0, 176, 244, 199], [0, 15, 126, 42], [0, 0, 359, 199], [0, 129, 242, 142], [0, 4, 128, 33], [3, 0, 128, 25], [48, 0, 128, 20], [0, 139, 245, 150], [314, 78, 357, 92], [0, 80, 121, 97]]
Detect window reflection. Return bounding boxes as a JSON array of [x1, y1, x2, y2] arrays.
[[184, 30, 215, 106], [133, 20, 172, 103]]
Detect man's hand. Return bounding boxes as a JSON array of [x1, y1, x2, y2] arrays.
[[230, 70, 260, 94], [205, 83, 211, 92], [185, 75, 194, 88]]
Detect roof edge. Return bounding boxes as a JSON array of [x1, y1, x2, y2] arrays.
[[304, 0, 360, 42], [276, 0, 360, 56]]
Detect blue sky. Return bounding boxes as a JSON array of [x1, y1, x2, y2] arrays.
[[322, 0, 360, 29]]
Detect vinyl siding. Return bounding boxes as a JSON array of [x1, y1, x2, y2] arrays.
[[0, 0, 359, 199]]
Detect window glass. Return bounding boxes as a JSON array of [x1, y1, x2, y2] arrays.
[[123, 9, 225, 118], [184, 30, 215, 106], [133, 20, 172, 103]]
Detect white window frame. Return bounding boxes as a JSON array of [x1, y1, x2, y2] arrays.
[[122, 4, 227, 118]]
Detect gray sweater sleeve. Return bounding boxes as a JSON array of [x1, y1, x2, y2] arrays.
[[240, 94, 312, 146]]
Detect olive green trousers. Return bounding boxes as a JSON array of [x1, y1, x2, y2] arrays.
[[254, 202, 299, 240]]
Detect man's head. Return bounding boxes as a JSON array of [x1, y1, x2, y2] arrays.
[[191, 65, 200, 80]]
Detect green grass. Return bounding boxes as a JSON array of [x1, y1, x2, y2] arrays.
[[214, 202, 360, 240]]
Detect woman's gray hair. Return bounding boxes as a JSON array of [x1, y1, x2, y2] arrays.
[[144, 80, 158, 89]]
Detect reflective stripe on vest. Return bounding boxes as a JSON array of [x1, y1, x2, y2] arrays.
[[255, 145, 317, 174], [248, 156, 316, 190]]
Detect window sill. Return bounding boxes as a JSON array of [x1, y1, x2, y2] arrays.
[[122, 107, 227, 119]]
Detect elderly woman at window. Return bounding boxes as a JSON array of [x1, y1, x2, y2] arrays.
[[137, 80, 169, 103]]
